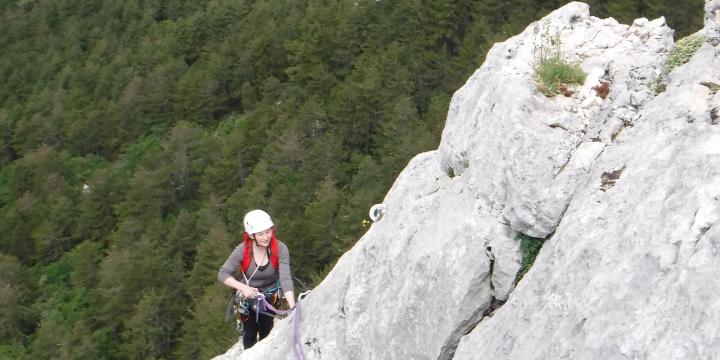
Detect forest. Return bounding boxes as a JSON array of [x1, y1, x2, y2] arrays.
[[0, 0, 704, 358]]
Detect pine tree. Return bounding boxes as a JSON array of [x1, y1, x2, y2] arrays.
[[186, 216, 234, 300], [174, 285, 237, 360], [120, 289, 177, 360], [605, 0, 643, 24], [32, 195, 77, 262], [0, 255, 27, 342]]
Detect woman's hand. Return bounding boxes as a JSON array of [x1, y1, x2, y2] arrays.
[[284, 290, 296, 309], [239, 283, 259, 298], [223, 277, 259, 298]]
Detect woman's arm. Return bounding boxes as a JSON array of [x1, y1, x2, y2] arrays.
[[284, 290, 296, 309], [277, 241, 296, 308], [218, 244, 258, 298]]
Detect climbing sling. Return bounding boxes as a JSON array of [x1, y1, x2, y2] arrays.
[[225, 289, 310, 359], [228, 279, 284, 333]]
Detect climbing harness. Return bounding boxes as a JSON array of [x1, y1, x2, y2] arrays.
[[227, 256, 312, 359], [235, 290, 310, 360], [236, 260, 284, 321], [229, 287, 282, 329], [228, 290, 311, 359], [228, 291, 250, 333]]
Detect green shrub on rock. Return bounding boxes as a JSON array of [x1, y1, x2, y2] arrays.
[[514, 233, 546, 284], [666, 33, 707, 73]]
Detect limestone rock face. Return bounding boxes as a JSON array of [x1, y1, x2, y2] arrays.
[[453, 9, 720, 360], [215, 2, 720, 359], [706, 0, 720, 44], [438, 2, 673, 238]]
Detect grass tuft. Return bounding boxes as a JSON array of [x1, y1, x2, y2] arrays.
[[535, 55, 587, 97]]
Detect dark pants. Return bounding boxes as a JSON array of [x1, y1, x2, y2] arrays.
[[242, 309, 274, 349]]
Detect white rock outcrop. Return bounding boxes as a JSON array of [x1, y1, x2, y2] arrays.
[[216, 2, 720, 359], [706, 0, 720, 44]]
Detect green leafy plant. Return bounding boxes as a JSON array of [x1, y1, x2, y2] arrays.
[[665, 33, 707, 73], [535, 54, 587, 97], [514, 233, 546, 284]]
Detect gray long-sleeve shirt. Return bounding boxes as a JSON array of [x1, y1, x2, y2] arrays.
[[218, 240, 294, 293]]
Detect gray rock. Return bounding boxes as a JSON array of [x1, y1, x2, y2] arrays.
[[455, 60, 720, 360], [453, 6, 720, 360], [216, 2, 719, 359], [438, 2, 671, 238], [216, 151, 519, 360], [706, 0, 720, 45]]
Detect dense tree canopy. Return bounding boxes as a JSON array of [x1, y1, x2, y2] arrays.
[[0, 0, 704, 358]]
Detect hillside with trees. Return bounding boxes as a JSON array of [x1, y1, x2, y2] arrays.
[[0, 0, 704, 358]]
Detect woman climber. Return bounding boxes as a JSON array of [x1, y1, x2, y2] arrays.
[[218, 209, 296, 349]]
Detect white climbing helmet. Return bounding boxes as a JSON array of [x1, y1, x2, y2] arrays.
[[243, 209, 274, 235]]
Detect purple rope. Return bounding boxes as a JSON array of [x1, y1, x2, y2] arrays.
[[255, 295, 307, 360], [292, 301, 306, 360]]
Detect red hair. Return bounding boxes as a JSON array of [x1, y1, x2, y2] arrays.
[[239, 228, 279, 273]]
